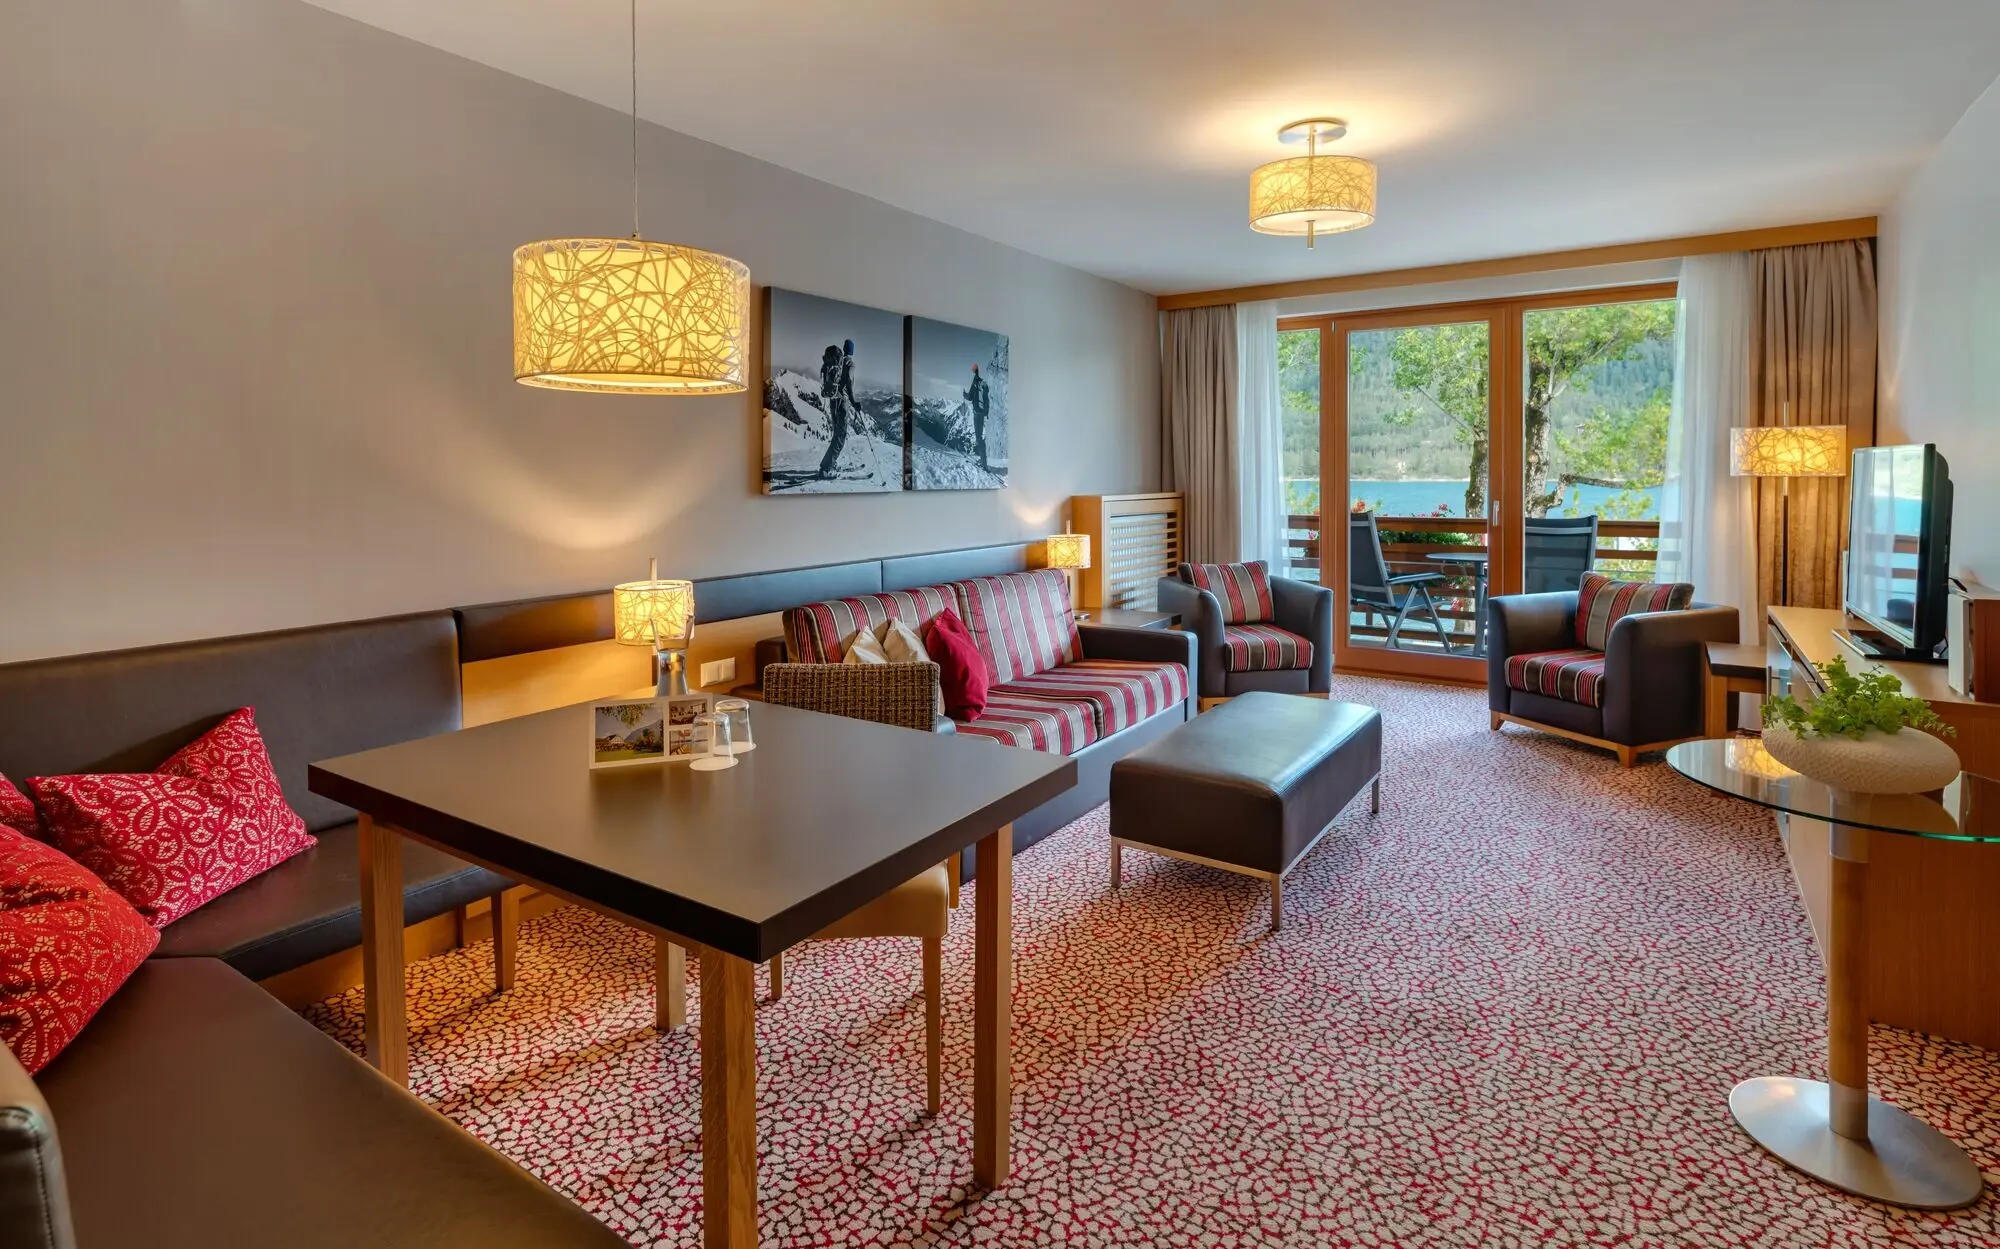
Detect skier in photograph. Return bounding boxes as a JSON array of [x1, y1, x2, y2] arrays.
[[816, 339, 856, 479], [965, 362, 990, 472]]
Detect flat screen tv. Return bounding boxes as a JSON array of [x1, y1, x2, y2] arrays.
[[1843, 444, 1953, 661]]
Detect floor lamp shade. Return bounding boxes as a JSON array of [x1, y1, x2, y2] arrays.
[[513, 238, 750, 394], [1729, 426, 1849, 478]]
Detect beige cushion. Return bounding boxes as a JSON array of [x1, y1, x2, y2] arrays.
[[879, 618, 944, 717], [812, 865, 950, 941], [841, 626, 888, 665]]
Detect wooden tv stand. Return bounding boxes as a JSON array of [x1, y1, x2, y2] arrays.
[[1767, 607, 2000, 1052]]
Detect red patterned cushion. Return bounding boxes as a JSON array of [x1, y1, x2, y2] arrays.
[[1222, 624, 1313, 672], [1505, 649, 1607, 708], [1575, 572, 1693, 651], [992, 660, 1189, 738], [27, 708, 314, 928], [0, 825, 159, 1073], [923, 608, 989, 722], [954, 690, 1098, 755], [783, 586, 958, 664], [1180, 561, 1275, 625], [0, 774, 40, 840], [949, 570, 1080, 684]]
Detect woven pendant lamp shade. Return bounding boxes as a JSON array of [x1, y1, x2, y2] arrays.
[[1248, 153, 1377, 237], [513, 238, 751, 394]]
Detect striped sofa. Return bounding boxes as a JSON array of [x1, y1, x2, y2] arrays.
[[782, 568, 1197, 857]]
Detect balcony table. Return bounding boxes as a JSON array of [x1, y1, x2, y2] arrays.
[[310, 700, 1075, 1248], [1425, 549, 1490, 655], [1667, 738, 1995, 1209]]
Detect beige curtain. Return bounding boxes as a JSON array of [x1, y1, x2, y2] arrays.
[[1748, 239, 1878, 615], [1160, 306, 1240, 563]]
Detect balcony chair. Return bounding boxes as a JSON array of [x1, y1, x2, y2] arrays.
[[1157, 559, 1333, 710], [760, 660, 954, 1113], [1348, 512, 1454, 651], [1487, 572, 1739, 767], [1522, 514, 1600, 593]]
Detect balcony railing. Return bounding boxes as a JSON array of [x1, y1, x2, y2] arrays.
[[1283, 513, 1661, 652]]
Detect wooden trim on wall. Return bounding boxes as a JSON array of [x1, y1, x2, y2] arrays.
[[1157, 216, 1876, 311]]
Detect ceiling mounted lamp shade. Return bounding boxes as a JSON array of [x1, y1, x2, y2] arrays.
[[1729, 425, 1850, 478], [1249, 118, 1377, 249], [513, 238, 750, 393]]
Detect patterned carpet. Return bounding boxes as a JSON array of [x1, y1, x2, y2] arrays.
[[304, 675, 2000, 1247]]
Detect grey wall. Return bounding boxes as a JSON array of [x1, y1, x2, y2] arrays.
[[0, 0, 1159, 662], [1879, 71, 2000, 586]]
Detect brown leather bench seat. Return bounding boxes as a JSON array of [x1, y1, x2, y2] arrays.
[[10, 959, 624, 1249], [0, 612, 512, 981], [1109, 693, 1384, 932]]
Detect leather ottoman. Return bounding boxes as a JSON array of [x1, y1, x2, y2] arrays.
[[1108, 692, 1382, 932]]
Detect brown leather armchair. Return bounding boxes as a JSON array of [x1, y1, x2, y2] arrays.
[[1487, 590, 1739, 766]]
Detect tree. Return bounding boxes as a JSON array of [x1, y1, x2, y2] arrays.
[[1353, 301, 1676, 517]]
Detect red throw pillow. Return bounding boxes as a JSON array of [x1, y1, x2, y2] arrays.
[[0, 773, 40, 840], [0, 825, 159, 1073], [27, 708, 314, 928], [924, 608, 990, 722]]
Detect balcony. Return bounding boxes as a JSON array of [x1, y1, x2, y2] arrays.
[[1284, 513, 1662, 652]]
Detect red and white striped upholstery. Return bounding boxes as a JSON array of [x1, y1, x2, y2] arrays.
[[1179, 561, 1274, 625], [1574, 572, 1693, 651], [782, 587, 957, 664], [953, 689, 1097, 754], [986, 660, 1189, 739], [1222, 624, 1313, 673], [948, 569, 1080, 684], [1505, 648, 1607, 708]]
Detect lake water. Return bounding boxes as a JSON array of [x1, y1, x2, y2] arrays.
[[1286, 479, 1662, 520]]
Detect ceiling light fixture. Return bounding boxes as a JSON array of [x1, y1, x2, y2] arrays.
[[512, 0, 750, 394], [1248, 118, 1377, 248]]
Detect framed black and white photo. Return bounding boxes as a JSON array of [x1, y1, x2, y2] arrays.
[[906, 316, 1008, 491], [589, 698, 667, 770], [762, 288, 907, 494]]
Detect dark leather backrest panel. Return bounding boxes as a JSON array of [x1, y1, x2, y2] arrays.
[[0, 1039, 74, 1249], [880, 543, 1032, 591], [0, 614, 460, 834], [693, 560, 883, 624], [454, 591, 615, 662]]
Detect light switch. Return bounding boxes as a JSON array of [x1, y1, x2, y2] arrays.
[[699, 657, 738, 688]]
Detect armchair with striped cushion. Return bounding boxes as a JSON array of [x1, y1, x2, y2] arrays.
[[1157, 560, 1334, 706], [1487, 572, 1740, 767]]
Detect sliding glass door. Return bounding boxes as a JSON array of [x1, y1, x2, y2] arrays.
[[1281, 282, 1676, 682]]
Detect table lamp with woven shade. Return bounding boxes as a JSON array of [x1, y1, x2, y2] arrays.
[[1730, 422, 1849, 608], [1045, 531, 1092, 619], [614, 559, 696, 695]]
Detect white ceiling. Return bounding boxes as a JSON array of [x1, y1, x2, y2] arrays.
[[305, 0, 2000, 295]]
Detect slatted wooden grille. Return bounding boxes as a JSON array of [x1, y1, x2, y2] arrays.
[[1070, 493, 1184, 610]]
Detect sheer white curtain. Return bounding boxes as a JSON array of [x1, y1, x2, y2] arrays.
[[1661, 253, 1756, 630], [1234, 299, 1288, 569]]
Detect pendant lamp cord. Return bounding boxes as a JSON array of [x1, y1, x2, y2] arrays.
[[630, 0, 640, 239]]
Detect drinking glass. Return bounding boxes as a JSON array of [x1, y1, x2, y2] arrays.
[[688, 712, 736, 771], [714, 698, 754, 753]]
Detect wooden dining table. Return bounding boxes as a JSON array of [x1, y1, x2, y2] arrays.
[[308, 700, 1075, 1248]]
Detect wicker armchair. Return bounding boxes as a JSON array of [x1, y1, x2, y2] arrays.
[[760, 660, 952, 1113]]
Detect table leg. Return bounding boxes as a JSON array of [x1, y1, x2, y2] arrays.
[[358, 815, 409, 1087], [491, 887, 520, 993], [700, 946, 758, 1249], [1703, 665, 1728, 739], [973, 823, 1013, 1188], [1727, 814, 1982, 1208], [655, 937, 686, 1031]]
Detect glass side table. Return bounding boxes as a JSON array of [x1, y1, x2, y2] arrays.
[[1668, 738, 1998, 1209]]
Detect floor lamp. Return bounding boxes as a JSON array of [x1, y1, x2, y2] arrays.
[[1729, 424, 1849, 608]]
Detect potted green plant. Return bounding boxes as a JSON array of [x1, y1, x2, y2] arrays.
[[1761, 655, 1960, 793]]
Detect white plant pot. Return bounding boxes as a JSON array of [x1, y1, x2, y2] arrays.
[[1761, 723, 1961, 795]]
